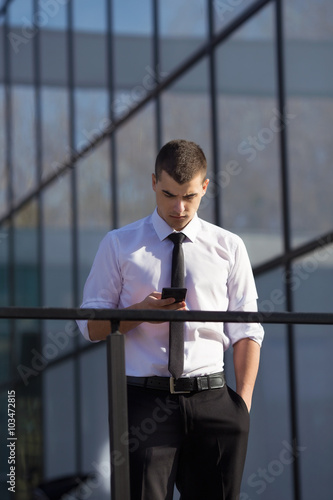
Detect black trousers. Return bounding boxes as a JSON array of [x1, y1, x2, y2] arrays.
[[126, 384, 250, 500]]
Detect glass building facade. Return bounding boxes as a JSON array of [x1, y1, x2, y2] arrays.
[[0, 0, 332, 498]]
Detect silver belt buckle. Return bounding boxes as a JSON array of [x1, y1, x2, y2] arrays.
[[169, 377, 191, 394]]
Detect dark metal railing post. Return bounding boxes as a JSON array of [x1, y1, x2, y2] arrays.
[[106, 321, 131, 500]]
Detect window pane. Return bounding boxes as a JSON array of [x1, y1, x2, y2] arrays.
[[0, 85, 6, 217], [213, 0, 264, 34], [8, 0, 34, 82], [292, 246, 333, 500], [43, 361, 77, 478], [13, 203, 39, 307], [117, 102, 156, 227], [284, 0, 333, 245], [113, 34, 153, 103], [159, 0, 207, 38], [41, 87, 69, 180], [16, 378, 43, 499], [12, 86, 36, 203], [40, 29, 68, 87], [80, 345, 110, 500], [159, 0, 207, 74], [113, 0, 152, 35], [284, 0, 333, 40], [8, 0, 32, 26], [161, 58, 213, 223], [73, 0, 107, 33], [75, 89, 112, 294], [74, 25, 108, 88], [0, 222, 10, 383], [43, 175, 75, 357], [216, 4, 283, 265], [224, 268, 293, 500]]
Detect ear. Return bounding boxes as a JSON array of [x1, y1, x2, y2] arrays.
[[202, 178, 209, 195], [152, 173, 157, 192]]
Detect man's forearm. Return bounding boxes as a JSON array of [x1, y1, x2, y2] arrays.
[[233, 338, 261, 412], [87, 319, 143, 341], [88, 305, 143, 341]]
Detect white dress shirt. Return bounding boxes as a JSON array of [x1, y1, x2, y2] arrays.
[[77, 208, 264, 377]]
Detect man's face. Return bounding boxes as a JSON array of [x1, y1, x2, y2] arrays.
[[152, 170, 209, 231]]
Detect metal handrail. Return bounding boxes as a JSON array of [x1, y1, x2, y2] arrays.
[[2, 307, 333, 499], [1, 307, 333, 324]]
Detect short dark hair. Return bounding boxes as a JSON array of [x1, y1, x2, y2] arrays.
[[155, 139, 207, 184]]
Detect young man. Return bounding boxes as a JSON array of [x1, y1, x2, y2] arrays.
[[78, 139, 264, 500]]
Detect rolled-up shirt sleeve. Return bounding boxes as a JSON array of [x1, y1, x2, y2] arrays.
[[224, 237, 264, 347], [76, 233, 121, 342]]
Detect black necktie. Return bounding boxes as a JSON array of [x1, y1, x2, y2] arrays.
[[168, 232, 186, 379]]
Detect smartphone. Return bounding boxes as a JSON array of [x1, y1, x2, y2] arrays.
[[161, 287, 187, 303]]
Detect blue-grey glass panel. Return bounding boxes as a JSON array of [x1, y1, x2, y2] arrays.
[[9, 0, 66, 30], [12, 86, 36, 203], [113, 0, 153, 94], [38, 0, 67, 30], [113, 0, 152, 35], [159, 0, 207, 38], [40, 29, 68, 87], [41, 87, 69, 180], [0, 320, 10, 383], [0, 85, 6, 217], [215, 4, 283, 266], [287, 98, 333, 246], [161, 58, 213, 223], [74, 32, 108, 88], [117, 101, 156, 227], [13, 203, 41, 376], [74, 88, 109, 150], [226, 269, 293, 500], [43, 174, 72, 303], [75, 88, 112, 300], [159, 0, 207, 76], [77, 148, 112, 298], [284, 0, 333, 40], [292, 248, 333, 500], [8, 0, 32, 26], [213, 0, 273, 37], [79, 344, 110, 500], [73, 0, 107, 33], [16, 377, 43, 498], [13, 204, 39, 307], [284, 0, 333, 246], [42, 319, 79, 361], [113, 33, 153, 94], [0, 224, 9, 383], [43, 175, 75, 355], [8, 16, 34, 81], [43, 360, 77, 478]]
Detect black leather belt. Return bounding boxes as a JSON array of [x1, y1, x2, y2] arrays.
[[127, 371, 225, 394]]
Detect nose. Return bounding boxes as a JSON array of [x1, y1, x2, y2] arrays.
[[174, 198, 185, 214]]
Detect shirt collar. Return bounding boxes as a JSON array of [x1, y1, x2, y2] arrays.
[[151, 207, 200, 243]]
